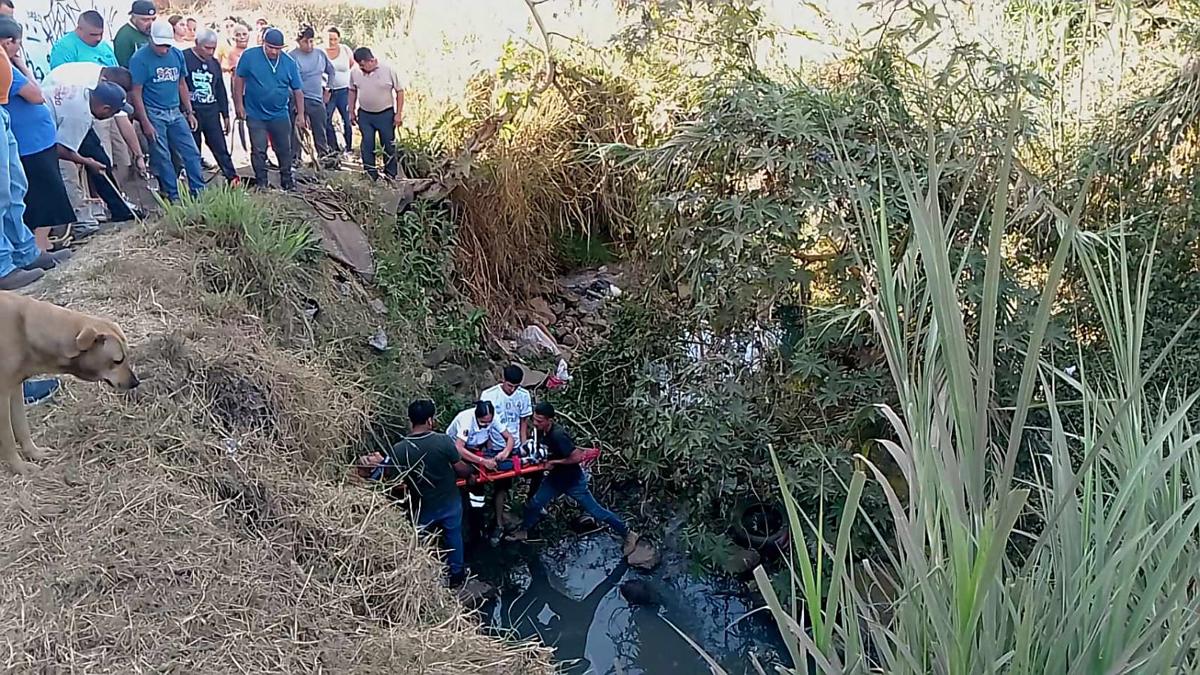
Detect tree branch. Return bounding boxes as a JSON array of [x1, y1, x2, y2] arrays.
[[523, 0, 557, 93]]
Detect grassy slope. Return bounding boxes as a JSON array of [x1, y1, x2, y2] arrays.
[[0, 218, 548, 673]]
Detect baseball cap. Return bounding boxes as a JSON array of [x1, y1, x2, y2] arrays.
[[130, 0, 156, 17], [92, 82, 134, 115], [263, 27, 285, 48], [149, 19, 172, 45]]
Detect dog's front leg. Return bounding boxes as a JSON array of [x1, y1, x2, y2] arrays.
[[9, 388, 49, 462], [0, 387, 36, 475]]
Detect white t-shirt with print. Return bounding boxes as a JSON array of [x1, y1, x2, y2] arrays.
[[446, 408, 507, 450], [44, 84, 94, 152], [480, 384, 532, 439], [43, 63, 129, 119]]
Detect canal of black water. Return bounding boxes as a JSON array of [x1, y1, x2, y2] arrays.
[[471, 531, 790, 674]]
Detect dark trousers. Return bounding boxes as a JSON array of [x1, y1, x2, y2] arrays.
[[291, 98, 331, 161], [521, 474, 627, 535], [192, 105, 237, 180], [78, 129, 134, 222], [358, 108, 396, 180], [418, 499, 465, 577], [325, 87, 351, 152], [247, 117, 293, 189]]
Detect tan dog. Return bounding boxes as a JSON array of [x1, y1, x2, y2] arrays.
[[0, 291, 139, 475]]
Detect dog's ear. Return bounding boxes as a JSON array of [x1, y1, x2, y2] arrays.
[[74, 326, 100, 352]]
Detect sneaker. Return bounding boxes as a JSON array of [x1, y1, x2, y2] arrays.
[[507, 529, 529, 543], [23, 249, 73, 271], [488, 530, 502, 547], [201, 158, 217, 171], [22, 378, 60, 406], [622, 531, 640, 558]]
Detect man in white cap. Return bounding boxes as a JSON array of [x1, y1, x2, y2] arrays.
[[128, 20, 204, 202], [41, 62, 146, 227]]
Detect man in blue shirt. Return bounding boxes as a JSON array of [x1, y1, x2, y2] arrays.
[[129, 20, 203, 202], [49, 11, 117, 68], [233, 27, 305, 190], [0, 17, 79, 253]]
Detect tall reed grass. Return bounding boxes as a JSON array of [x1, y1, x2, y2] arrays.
[[729, 112, 1200, 673]]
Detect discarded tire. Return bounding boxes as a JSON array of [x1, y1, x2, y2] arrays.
[[729, 499, 790, 551]]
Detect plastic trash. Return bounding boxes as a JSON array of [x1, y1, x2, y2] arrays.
[[546, 358, 571, 390]]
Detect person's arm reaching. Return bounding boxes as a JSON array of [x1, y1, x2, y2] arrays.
[[232, 75, 246, 119], [519, 395, 532, 445], [289, 61, 306, 130], [455, 435, 496, 471], [11, 50, 34, 81], [322, 52, 334, 104], [348, 85, 357, 125], [393, 87, 404, 128], [214, 61, 230, 132], [496, 429, 514, 461], [115, 115, 147, 174], [548, 449, 587, 466], [55, 144, 105, 173], [292, 88, 306, 129], [16, 80, 43, 104], [130, 84, 156, 141], [177, 76, 197, 131]]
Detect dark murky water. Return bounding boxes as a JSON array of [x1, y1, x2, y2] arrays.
[[473, 532, 789, 674]]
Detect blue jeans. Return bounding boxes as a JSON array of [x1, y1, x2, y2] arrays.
[[146, 106, 204, 201], [521, 474, 627, 536], [325, 88, 351, 152], [0, 106, 38, 277], [418, 498, 465, 577]]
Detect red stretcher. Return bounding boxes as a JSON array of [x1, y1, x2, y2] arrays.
[[455, 446, 601, 487]]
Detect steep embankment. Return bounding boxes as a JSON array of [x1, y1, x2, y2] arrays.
[[0, 219, 549, 673]]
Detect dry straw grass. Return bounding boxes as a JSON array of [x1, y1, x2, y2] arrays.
[[453, 63, 640, 324], [0, 229, 550, 673]]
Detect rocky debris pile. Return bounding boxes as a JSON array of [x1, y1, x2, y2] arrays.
[[511, 266, 627, 359], [422, 343, 502, 401]]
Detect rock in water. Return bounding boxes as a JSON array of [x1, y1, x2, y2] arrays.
[[620, 579, 662, 607], [721, 546, 762, 576], [626, 540, 661, 570]]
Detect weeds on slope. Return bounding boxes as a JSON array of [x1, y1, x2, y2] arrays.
[[740, 107, 1200, 673]]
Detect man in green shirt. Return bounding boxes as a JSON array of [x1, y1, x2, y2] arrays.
[[113, 0, 155, 68], [386, 399, 470, 585]]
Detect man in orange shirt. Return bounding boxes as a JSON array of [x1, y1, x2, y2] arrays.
[[0, 40, 50, 290]]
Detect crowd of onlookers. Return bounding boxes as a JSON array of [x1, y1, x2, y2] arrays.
[[0, 0, 407, 405]]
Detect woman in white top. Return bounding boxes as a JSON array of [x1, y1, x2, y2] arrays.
[[323, 26, 354, 153]]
